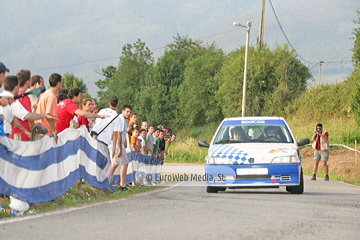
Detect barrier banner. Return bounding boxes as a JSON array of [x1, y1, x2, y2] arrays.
[[111, 151, 162, 186], [0, 128, 111, 203]]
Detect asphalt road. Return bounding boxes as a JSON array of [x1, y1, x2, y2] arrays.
[[1, 175, 360, 239]]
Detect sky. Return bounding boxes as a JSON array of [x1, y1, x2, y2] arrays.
[[1, 0, 358, 96]]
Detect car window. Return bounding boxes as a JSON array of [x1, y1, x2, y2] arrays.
[[213, 120, 294, 144]]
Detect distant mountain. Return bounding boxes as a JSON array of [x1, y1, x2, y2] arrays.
[[1, 0, 358, 96]]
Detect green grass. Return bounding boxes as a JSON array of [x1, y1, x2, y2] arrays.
[[0, 183, 157, 218]]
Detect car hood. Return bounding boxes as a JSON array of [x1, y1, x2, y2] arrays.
[[208, 143, 298, 164]]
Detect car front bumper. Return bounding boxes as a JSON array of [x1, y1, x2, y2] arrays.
[[205, 163, 302, 187]]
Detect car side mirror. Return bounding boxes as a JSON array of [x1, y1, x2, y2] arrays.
[[297, 138, 310, 146], [198, 140, 210, 148]]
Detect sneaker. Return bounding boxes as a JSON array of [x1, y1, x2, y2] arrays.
[[120, 186, 131, 191], [324, 175, 329, 181], [311, 174, 316, 180]]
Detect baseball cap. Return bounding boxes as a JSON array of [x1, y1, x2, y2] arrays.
[[0, 62, 9, 73], [109, 95, 118, 105]]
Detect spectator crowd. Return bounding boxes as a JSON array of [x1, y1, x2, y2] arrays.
[[0, 62, 176, 191]]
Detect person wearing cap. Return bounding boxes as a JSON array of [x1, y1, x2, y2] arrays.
[[55, 88, 108, 133], [311, 123, 330, 181], [0, 62, 14, 107]]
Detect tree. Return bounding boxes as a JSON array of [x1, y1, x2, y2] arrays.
[[351, 10, 360, 69], [177, 45, 224, 127], [350, 11, 360, 126], [95, 39, 154, 111], [95, 65, 117, 109], [136, 35, 207, 129], [215, 45, 311, 117], [62, 73, 91, 99]]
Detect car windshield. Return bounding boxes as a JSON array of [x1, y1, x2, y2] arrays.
[[213, 119, 294, 144]]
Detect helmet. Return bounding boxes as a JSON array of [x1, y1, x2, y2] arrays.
[[230, 126, 244, 140], [264, 126, 278, 138]]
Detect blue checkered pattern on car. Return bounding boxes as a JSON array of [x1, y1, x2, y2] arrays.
[[209, 144, 250, 164]]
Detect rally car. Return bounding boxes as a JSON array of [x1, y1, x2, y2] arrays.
[[198, 117, 309, 194]]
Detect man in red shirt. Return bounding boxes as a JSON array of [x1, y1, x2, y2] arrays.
[[11, 70, 32, 140], [56, 88, 108, 133]]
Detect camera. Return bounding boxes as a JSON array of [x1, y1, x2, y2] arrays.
[[316, 128, 321, 132]]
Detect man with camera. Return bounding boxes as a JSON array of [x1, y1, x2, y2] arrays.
[[311, 123, 329, 181]]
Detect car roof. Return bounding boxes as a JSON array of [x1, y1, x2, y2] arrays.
[[222, 116, 285, 121]]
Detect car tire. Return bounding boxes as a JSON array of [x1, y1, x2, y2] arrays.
[[206, 186, 219, 193], [286, 169, 304, 194]]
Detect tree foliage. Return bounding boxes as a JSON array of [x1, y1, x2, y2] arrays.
[[95, 35, 312, 132], [216, 45, 310, 117], [177, 45, 224, 127], [62, 72, 91, 99], [351, 10, 360, 69], [350, 11, 360, 126], [95, 39, 153, 110]]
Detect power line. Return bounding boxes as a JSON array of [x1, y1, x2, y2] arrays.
[[323, 61, 352, 64], [197, 28, 240, 40], [30, 9, 351, 74], [32, 28, 241, 72], [268, 0, 315, 65]]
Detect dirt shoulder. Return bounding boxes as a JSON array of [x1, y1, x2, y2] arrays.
[[300, 147, 360, 182]]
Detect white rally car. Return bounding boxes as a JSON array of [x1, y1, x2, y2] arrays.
[[198, 117, 309, 194]]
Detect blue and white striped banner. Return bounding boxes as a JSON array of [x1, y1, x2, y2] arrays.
[[0, 128, 111, 203], [111, 152, 163, 185]]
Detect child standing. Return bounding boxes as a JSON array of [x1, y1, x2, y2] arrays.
[[138, 129, 148, 155], [131, 128, 140, 153]]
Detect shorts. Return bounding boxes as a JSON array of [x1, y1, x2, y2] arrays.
[[108, 147, 129, 165], [314, 150, 329, 161]]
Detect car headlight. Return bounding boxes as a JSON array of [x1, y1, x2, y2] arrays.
[[208, 157, 233, 165], [271, 155, 298, 164]]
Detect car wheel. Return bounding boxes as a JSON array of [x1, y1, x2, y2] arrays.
[[206, 186, 219, 193], [286, 169, 304, 194]]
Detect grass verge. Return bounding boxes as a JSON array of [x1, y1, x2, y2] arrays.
[[0, 183, 157, 219]]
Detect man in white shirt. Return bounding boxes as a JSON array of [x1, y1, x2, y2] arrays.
[[91, 96, 121, 147], [0, 75, 58, 137], [91, 97, 132, 191], [113, 104, 132, 191], [0, 62, 14, 137]]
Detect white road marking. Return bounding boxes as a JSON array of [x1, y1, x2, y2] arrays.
[[0, 183, 184, 225]]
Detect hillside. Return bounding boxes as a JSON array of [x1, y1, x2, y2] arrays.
[[285, 79, 358, 143]]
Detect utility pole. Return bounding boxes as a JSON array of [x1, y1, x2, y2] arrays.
[[317, 61, 324, 86], [233, 21, 252, 117], [242, 22, 251, 117], [258, 0, 265, 47]]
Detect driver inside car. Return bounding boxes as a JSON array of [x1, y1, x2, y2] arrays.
[[229, 126, 249, 142], [264, 126, 281, 142]]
